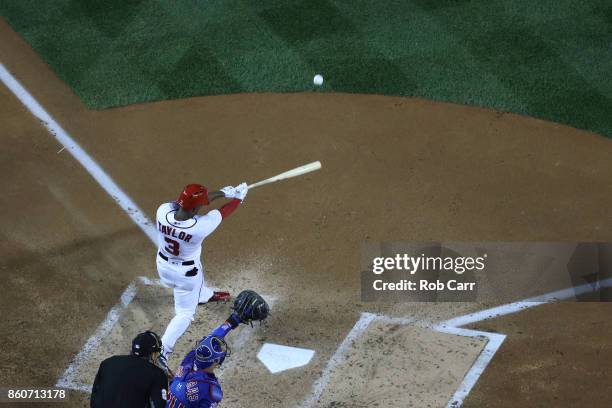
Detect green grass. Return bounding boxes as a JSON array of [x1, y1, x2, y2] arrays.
[[2, 0, 612, 136]]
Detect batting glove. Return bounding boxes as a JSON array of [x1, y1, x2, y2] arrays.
[[235, 182, 248, 201], [221, 185, 237, 199]]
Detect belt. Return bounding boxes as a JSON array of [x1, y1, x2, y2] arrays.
[[158, 252, 195, 266]]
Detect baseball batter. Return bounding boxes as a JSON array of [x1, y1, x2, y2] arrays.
[[156, 182, 248, 363]]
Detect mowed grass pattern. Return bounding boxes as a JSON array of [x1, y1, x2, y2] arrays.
[[1, 0, 611, 136]]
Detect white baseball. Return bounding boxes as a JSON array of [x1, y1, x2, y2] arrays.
[[313, 74, 324, 86]]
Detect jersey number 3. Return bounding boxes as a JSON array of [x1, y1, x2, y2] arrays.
[[164, 237, 180, 256]]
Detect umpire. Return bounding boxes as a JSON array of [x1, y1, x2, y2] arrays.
[[91, 331, 168, 408]]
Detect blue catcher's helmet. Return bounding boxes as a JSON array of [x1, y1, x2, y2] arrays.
[[194, 336, 230, 370]]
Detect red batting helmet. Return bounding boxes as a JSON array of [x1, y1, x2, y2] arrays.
[[177, 184, 209, 210]]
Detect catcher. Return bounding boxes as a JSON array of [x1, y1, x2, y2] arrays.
[[165, 290, 269, 408]]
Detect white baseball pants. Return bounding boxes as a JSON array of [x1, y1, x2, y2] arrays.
[[156, 255, 214, 356]]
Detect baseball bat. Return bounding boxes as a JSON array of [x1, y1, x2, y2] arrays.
[[248, 161, 322, 189]]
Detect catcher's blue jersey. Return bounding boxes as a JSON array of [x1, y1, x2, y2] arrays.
[[166, 368, 222, 408], [165, 322, 233, 408]]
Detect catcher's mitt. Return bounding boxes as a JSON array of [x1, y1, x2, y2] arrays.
[[233, 290, 269, 324]]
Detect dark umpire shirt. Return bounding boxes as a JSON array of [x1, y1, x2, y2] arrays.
[[91, 355, 168, 408]]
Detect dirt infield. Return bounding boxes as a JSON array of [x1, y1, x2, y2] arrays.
[[2, 18, 612, 407]]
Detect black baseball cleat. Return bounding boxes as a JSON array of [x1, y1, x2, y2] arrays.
[[199, 291, 230, 305]]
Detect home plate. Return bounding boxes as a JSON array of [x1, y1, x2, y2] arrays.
[[257, 343, 315, 374]]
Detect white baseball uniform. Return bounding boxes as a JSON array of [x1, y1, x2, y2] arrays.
[[155, 201, 223, 356]]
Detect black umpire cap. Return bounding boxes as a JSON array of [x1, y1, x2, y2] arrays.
[[131, 331, 162, 357]]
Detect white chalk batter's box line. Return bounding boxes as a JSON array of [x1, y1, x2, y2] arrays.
[[300, 278, 612, 408], [3, 62, 611, 407], [54, 276, 278, 393], [438, 277, 612, 407], [55, 278, 148, 392]]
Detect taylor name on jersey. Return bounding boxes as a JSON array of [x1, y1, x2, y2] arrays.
[[157, 223, 193, 243]]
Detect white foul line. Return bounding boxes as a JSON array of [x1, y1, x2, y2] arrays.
[[0, 63, 157, 242], [0, 62, 158, 392]]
